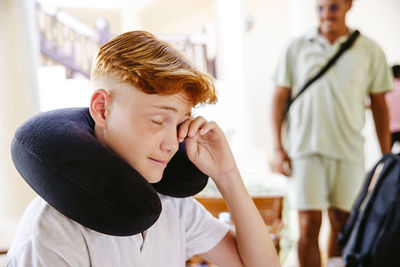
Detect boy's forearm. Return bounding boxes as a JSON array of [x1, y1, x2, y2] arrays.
[[213, 171, 281, 267]]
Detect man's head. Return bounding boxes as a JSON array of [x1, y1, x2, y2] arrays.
[[316, 0, 352, 39], [89, 31, 217, 183]]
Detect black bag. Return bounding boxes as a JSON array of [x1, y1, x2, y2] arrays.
[[338, 152, 400, 267]]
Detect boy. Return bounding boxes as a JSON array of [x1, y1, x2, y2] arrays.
[[6, 31, 280, 266]]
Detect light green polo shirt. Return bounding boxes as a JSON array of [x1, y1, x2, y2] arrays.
[[274, 28, 393, 161]]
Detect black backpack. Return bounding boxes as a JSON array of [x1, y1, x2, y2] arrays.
[[338, 153, 400, 267]]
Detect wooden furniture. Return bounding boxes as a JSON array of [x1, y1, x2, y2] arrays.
[[186, 195, 284, 266], [195, 195, 283, 225]]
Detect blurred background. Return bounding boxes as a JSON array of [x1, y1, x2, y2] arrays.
[[1, 0, 399, 265]]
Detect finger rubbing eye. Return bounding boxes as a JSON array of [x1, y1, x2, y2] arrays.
[[189, 129, 195, 136], [177, 124, 184, 136]]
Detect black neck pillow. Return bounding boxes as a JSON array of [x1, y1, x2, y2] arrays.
[[11, 108, 208, 236]]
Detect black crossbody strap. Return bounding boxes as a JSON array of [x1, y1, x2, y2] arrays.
[[285, 30, 360, 113]]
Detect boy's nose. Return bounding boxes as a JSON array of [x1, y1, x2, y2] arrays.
[[160, 131, 179, 154]]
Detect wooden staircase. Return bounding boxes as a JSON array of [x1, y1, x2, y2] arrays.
[[35, 1, 217, 79]]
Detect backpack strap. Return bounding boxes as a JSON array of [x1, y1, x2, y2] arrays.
[[340, 154, 396, 263], [339, 154, 390, 249]]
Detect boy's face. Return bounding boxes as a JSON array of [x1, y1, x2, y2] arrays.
[[99, 84, 191, 183]]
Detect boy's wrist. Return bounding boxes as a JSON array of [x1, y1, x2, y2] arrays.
[[213, 169, 244, 195]]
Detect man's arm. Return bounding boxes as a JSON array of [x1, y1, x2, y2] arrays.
[[370, 92, 391, 154], [179, 117, 281, 267], [271, 85, 292, 176]]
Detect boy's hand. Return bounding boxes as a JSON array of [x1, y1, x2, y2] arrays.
[[179, 117, 281, 267], [178, 116, 238, 181]]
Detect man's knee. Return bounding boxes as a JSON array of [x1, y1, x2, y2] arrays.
[[299, 211, 322, 238], [328, 207, 350, 232]]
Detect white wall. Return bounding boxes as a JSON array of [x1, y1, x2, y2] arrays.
[[243, 0, 291, 158], [349, 0, 400, 65], [0, 0, 39, 250], [139, 0, 215, 34]]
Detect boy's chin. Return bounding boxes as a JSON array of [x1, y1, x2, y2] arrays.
[[144, 173, 163, 184], [133, 167, 164, 184]]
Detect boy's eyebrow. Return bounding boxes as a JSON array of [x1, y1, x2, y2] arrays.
[[152, 105, 192, 116]]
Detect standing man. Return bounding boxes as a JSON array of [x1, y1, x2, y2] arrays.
[[271, 0, 392, 267]]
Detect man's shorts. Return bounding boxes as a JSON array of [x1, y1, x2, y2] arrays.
[[287, 154, 365, 211]]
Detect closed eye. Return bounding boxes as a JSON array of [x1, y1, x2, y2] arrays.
[[151, 120, 163, 125]]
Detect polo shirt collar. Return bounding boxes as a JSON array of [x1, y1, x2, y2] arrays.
[[306, 27, 355, 46]]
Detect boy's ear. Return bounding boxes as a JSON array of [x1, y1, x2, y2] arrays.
[[90, 89, 110, 128]]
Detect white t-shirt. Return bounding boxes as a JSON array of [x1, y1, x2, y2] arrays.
[[6, 195, 229, 267], [274, 28, 393, 161]]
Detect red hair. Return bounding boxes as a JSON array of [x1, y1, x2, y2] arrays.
[[91, 31, 217, 106]]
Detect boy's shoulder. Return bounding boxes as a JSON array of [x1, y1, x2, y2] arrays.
[[20, 197, 84, 237], [7, 197, 88, 262]]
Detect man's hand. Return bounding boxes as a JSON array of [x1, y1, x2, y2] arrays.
[[272, 148, 292, 177], [177, 116, 238, 181], [271, 85, 292, 177]]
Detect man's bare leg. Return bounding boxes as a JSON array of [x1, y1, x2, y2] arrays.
[[298, 210, 322, 267], [327, 207, 350, 258]]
